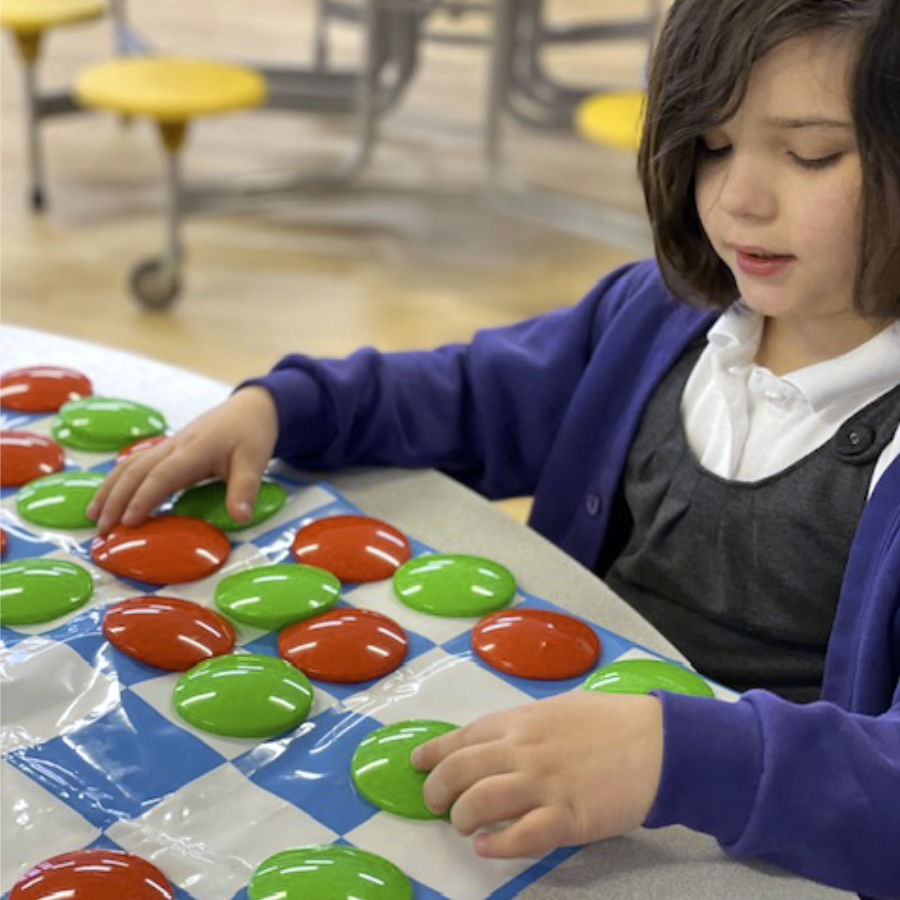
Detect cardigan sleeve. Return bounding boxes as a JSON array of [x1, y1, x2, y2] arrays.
[[241, 260, 657, 500], [645, 690, 900, 897]]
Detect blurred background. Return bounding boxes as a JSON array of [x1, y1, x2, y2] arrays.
[[1, 0, 659, 517]]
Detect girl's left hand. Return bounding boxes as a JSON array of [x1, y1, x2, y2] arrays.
[[410, 690, 664, 859]]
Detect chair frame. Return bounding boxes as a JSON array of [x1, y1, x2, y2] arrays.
[[10, 0, 658, 308]]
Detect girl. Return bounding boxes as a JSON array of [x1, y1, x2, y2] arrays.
[[88, 0, 900, 894]]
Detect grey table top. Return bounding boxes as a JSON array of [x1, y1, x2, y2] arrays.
[[1, 324, 851, 899]]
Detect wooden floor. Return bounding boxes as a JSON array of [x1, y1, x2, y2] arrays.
[[0, 0, 653, 519]]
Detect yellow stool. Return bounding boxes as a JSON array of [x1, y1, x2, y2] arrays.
[[575, 90, 646, 153], [76, 57, 266, 308], [1, 0, 106, 209]]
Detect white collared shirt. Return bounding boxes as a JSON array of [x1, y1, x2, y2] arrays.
[[681, 305, 900, 495]]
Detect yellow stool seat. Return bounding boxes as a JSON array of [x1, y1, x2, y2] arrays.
[[575, 90, 646, 152], [0, 0, 105, 33], [76, 57, 266, 122]]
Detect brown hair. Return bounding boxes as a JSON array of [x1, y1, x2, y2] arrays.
[[638, 0, 900, 317]]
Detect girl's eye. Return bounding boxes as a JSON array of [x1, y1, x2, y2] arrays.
[[698, 142, 731, 160], [789, 152, 844, 170]]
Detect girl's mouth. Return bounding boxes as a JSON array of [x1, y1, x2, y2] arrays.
[[734, 246, 796, 277]]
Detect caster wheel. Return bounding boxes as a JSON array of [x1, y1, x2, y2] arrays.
[[130, 258, 181, 310]]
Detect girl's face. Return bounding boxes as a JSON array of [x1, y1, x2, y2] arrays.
[[695, 35, 862, 330]]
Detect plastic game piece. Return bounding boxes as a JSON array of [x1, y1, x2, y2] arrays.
[[291, 514, 411, 582], [249, 845, 413, 900], [116, 434, 168, 462], [104, 595, 236, 670], [51, 396, 166, 451], [9, 847, 174, 900], [0, 528, 6, 557], [90, 515, 230, 584], [581, 657, 715, 698], [351, 719, 458, 819], [0, 557, 93, 625], [173, 478, 287, 531], [0, 430, 65, 487], [393, 553, 516, 617], [173, 652, 314, 737], [214, 563, 340, 630], [0, 365, 92, 413], [279, 608, 408, 682], [16, 471, 105, 529], [472, 608, 600, 680]]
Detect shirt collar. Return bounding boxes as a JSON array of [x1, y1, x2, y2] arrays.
[[786, 321, 900, 413], [705, 303, 900, 412], [705, 302, 763, 366]]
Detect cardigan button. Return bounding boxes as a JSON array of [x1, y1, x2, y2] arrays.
[[835, 422, 875, 460], [586, 494, 602, 516]]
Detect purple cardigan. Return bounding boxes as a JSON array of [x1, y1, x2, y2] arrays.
[[250, 259, 900, 898]]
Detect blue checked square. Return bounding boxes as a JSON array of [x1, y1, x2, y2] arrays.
[[1, 605, 106, 652], [406, 536, 438, 558], [487, 847, 580, 900], [0, 410, 43, 430], [234, 706, 383, 835], [1, 625, 28, 649], [240, 630, 280, 654], [85, 634, 177, 687], [0, 526, 60, 562], [6, 689, 224, 829]]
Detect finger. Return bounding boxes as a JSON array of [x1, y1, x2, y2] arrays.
[[412, 708, 517, 772], [449, 772, 538, 836], [473, 806, 571, 860], [422, 740, 513, 815], [86, 461, 127, 522], [88, 448, 154, 518], [91, 447, 173, 533], [224, 444, 270, 523], [119, 447, 212, 527]]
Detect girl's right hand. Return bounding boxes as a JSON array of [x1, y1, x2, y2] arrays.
[[86, 386, 280, 534]]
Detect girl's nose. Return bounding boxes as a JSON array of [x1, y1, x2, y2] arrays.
[[715, 154, 778, 222]]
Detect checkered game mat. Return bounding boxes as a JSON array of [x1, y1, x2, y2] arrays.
[[0, 405, 729, 900]]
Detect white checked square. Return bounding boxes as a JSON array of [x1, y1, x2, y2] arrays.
[[345, 580, 525, 646], [0, 635, 120, 754], [347, 813, 534, 900], [129, 667, 341, 760], [342, 646, 533, 727], [1, 760, 101, 893], [107, 761, 338, 900]]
